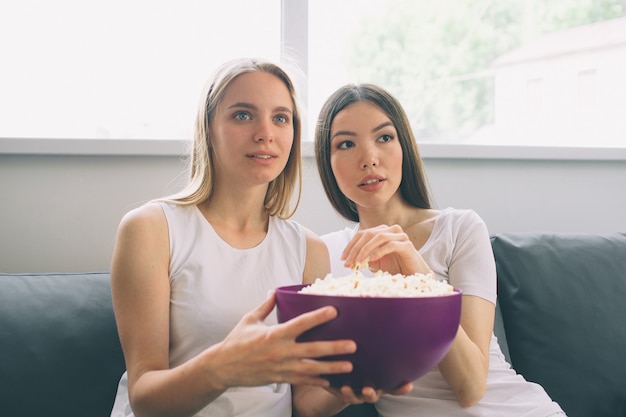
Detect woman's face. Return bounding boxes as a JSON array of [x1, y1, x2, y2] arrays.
[[329, 101, 403, 210], [210, 71, 294, 188]]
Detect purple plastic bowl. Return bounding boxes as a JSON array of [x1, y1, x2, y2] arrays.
[[275, 284, 462, 390]]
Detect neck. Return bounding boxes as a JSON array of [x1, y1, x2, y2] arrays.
[[357, 197, 419, 230], [200, 183, 269, 230], [198, 196, 270, 250]]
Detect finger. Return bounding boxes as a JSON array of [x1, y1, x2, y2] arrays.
[[244, 290, 277, 323], [296, 357, 354, 376], [340, 233, 364, 264], [369, 239, 430, 275], [389, 381, 414, 395], [279, 307, 356, 360], [347, 226, 407, 264], [285, 372, 333, 388], [359, 386, 381, 402], [367, 238, 412, 262], [281, 305, 339, 337], [342, 228, 383, 266], [379, 381, 414, 396], [295, 338, 357, 359], [338, 385, 365, 404], [276, 307, 357, 359]]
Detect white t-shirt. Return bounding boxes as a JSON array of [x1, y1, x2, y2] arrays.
[[322, 208, 565, 417], [111, 202, 305, 417]]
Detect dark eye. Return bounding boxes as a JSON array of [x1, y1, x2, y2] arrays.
[[337, 140, 355, 149], [378, 134, 393, 143], [234, 112, 250, 121]]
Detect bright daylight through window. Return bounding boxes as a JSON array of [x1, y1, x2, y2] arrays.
[[1, 0, 625, 148], [0, 0, 281, 140], [309, 0, 626, 147]]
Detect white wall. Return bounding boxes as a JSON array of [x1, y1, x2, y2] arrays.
[[1, 151, 625, 273], [297, 156, 626, 236]]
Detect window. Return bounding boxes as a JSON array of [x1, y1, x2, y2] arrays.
[[308, 0, 626, 147], [2, 0, 625, 149], [0, 0, 281, 140]]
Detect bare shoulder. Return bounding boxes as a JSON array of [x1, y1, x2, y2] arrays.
[[301, 226, 330, 284], [114, 203, 170, 250], [302, 225, 324, 245], [302, 226, 328, 258], [118, 202, 167, 232], [112, 202, 170, 274]]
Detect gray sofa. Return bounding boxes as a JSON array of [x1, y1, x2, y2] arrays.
[[1, 232, 625, 417]]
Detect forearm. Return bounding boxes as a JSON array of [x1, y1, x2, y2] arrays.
[[292, 385, 348, 417], [129, 346, 228, 417], [438, 325, 489, 407]]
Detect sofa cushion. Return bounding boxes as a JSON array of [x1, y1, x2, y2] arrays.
[[0, 272, 125, 417], [491, 233, 626, 417]]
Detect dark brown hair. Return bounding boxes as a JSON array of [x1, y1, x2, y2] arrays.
[[315, 83, 432, 222]]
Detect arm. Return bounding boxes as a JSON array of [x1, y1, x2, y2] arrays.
[[436, 213, 496, 407], [112, 204, 243, 417], [111, 203, 222, 417], [438, 295, 493, 407], [111, 206, 358, 417]]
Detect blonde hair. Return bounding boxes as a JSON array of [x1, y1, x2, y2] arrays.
[[159, 58, 303, 219]]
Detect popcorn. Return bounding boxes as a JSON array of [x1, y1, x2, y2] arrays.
[[351, 257, 370, 272], [299, 270, 454, 297]]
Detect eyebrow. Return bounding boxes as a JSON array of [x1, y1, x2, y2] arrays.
[[331, 121, 394, 140], [227, 102, 292, 114]]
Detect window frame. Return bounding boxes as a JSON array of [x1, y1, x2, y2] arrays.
[[2, 137, 625, 161]]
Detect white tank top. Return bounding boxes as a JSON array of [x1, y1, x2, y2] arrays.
[[111, 202, 305, 417]]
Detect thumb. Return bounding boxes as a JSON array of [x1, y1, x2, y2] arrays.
[[246, 290, 277, 323]]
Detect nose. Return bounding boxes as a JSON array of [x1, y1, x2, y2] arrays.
[[362, 159, 377, 168], [254, 119, 274, 143], [360, 146, 378, 169]]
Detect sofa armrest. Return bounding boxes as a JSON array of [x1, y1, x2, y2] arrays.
[[0, 272, 125, 417]]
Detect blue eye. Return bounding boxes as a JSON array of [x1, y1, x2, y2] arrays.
[[379, 134, 393, 143], [234, 112, 250, 121], [275, 114, 288, 123]]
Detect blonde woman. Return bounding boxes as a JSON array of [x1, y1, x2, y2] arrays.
[[109, 58, 355, 417]]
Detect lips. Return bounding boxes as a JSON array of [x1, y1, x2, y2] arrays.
[[358, 175, 385, 187]]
